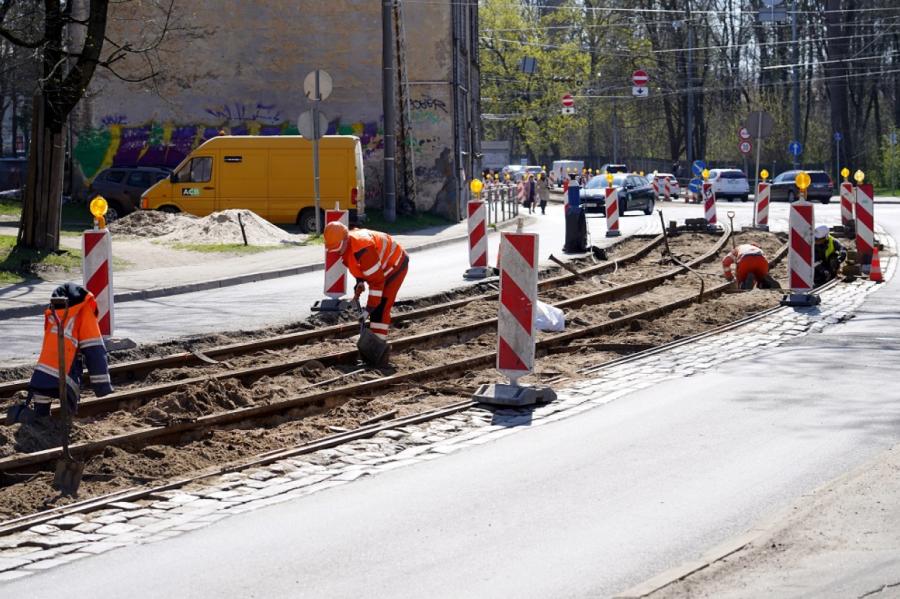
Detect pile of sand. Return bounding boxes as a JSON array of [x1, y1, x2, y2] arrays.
[[112, 209, 306, 246]]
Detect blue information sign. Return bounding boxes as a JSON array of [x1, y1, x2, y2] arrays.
[[688, 178, 703, 194], [788, 141, 802, 156], [833, 131, 842, 142], [691, 160, 706, 177]]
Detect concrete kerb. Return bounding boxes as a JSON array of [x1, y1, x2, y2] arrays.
[[0, 215, 531, 320]]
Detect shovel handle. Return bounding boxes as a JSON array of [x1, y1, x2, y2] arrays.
[[50, 299, 72, 458]]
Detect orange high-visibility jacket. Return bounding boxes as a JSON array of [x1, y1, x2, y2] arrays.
[[29, 284, 112, 406], [722, 244, 765, 278], [342, 229, 408, 311]]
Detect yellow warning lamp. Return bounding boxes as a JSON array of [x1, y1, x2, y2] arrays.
[[605, 173, 614, 186], [90, 196, 109, 229], [854, 169, 865, 184], [469, 178, 483, 198], [795, 171, 811, 199], [505, 173, 511, 181], [542, 165, 547, 171], [701, 168, 710, 181], [639, 171, 644, 177], [760, 169, 769, 181], [841, 167, 850, 181]]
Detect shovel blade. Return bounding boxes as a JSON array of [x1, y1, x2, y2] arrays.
[[52, 457, 84, 495], [357, 328, 390, 366]]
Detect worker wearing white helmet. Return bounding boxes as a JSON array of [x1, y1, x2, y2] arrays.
[[814, 225, 847, 285]]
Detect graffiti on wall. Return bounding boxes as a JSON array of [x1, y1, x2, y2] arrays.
[[204, 102, 282, 125]]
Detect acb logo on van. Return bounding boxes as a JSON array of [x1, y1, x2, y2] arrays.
[[181, 188, 200, 197]]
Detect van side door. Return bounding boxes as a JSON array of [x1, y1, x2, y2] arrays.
[[218, 150, 269, 218]]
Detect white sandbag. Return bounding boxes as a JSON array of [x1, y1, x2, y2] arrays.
[[535, 300, 565, 332]]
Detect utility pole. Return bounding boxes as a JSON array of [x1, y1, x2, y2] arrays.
[[791, 0, 801, 169], [612, 97, 619, 163], [382, 0, 397, 222], [686, 4, 694, 168]]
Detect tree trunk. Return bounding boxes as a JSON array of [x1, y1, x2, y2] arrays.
[[20, 94, 65, 251]]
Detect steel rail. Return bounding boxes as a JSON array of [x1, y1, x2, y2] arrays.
[[0, 235, 664, 398], [0, 233, 739, 475]]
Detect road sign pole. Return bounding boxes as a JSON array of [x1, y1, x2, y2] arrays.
[[313, 70, 322, 234], [753, 114, 763, 224]]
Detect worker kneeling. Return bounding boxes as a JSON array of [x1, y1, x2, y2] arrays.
[[6, 283, 113, 425], [324, 221, 409, 344], [722, 244, 780, 290], [813, 225, 847, 286]]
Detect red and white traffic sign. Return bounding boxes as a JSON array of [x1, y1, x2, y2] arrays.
[[739, 140, 752, 155], [632, 70, 649, 86], [561, 94, 574, 107], [738, 127, 751, 140]]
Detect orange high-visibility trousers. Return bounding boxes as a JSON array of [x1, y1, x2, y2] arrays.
[[736, 254, 769, 287], [368, 256, 409, 339]]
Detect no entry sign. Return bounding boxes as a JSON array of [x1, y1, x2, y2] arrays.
[[632, 70, 649, 86], [739, 140, 752, 155], [561, 93, 574, 107]]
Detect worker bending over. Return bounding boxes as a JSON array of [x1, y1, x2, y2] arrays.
[[7, 283, 113, 424], [324, 222, 409, 340], [814, 225, 847, 285], [722, 244, 779, 289]]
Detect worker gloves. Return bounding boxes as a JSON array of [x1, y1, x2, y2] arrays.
[[353, 282, 365, 300]]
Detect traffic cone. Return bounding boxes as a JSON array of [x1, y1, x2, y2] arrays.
[[870, 246, 884, 283]]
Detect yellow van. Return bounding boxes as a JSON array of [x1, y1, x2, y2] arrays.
[[141, 135, 365, 232]]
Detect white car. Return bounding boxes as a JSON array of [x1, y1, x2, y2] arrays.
[[708, 169, 750, 201]]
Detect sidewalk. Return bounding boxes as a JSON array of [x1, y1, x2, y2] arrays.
[[0, 215, 525, 319]]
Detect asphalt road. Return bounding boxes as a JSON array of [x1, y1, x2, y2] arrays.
[[6, 207, 899, 598]]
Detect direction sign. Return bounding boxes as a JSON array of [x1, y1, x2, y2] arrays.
[[688, 178, 703, 194], [561, 94, 574, 107], [758, 8, 787, 22], [691, 160, 707, 177], [297, 109, 329, 140], [561, 106, 575, 115], [632, 86, 648, 98], [788, 141, 802, 156], [834, 131, 843, 142], [738, 127, 751, 140], [744, 111, 774, 138], [739, 140, 752, 155], [632, 70, 649, 86], [303, 69, 333, 102]]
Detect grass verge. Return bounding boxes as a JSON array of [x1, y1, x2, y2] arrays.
[[0, 235, 83, 285], [361, 209, 455, 234], [170, 242, 294, 254]]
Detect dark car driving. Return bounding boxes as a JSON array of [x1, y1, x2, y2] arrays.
[[89, 166, 171, 220], [770, 170, 834, 204], [579, 173, 656, 215]]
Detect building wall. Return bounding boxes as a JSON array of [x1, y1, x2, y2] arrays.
[[74, 0, 476, 218]]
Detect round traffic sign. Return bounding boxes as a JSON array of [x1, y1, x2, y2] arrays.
[[739, 140, 752, 155], [303, 69, 333, 101], [688, 178, 703, 194], [834, 131, 843, 142], [691, 160, 706, 177], [297, 109, 329, 140], [632, 70, 649, 86], [738, 127, 751, 140], [788, 141, 802, 156], [561, 93, 574, 107]]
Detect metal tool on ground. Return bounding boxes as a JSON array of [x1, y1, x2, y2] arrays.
[[657, 211, 672, 258], [50, 296, 84, 495], [549, 254, 615, 287], [727, 211, 736, 249], [352, 299, 389, 366]]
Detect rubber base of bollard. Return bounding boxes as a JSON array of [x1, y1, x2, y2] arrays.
[[311, 298, 352, 312], [472, 383, 557, 407], [749, 225, 769, 232], [780, 292, 821, 307], [105, 337, 137, 351], [605, 230, 622, 238], [463, 266, 498, 280]]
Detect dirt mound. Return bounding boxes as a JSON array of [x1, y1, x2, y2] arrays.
[[156, 209, 306, 246], [109, 210, 185, 237]]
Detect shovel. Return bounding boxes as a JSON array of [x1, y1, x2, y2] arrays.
[[352, 299, 389, 366], [49, 296, 84, 495]]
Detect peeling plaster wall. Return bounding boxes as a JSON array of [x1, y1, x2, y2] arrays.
[[76, 0, 472, 218]]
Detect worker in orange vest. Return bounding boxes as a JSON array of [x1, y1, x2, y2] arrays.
[[6, 283, 113, 424], [722, 244, 780, 289], [323, 222, 409, 340]]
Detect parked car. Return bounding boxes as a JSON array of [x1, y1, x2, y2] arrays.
[[649, 172, 681, 199], [599, 163, 628, 174], [89, 166, 171, 220], [708, 168, 750, 201], [579, 173, 656, 215], [770, 169, 834, 204]]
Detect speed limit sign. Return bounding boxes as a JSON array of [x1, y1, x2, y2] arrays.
[[739, 140, 752, 155]]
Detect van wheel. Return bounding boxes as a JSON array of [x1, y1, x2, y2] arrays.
[[158, 205, 181, 214], [298, 208, 324, 234]]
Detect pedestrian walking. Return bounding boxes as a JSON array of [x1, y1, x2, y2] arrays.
[[525, 174, 536, 214], [538, 172, 550, 215]]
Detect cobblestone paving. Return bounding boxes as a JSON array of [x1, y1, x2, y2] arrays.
[[0, 237, 894, 582]]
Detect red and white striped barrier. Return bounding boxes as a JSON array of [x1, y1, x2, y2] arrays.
[[663, 178, 671, 201], [755, 182, 770, 228], [703, 182, 717, 225], [605, 187, 621, 237], [83, 229, 114, 337], [840, 182, 855, 230], [855, 183, 875, 267], [651, 178, 659, 198], [788, 199, 815, 292], [323, 209, 348, 298], [497, 232, 537, 384], [464, 200, 490, 278]]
